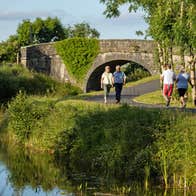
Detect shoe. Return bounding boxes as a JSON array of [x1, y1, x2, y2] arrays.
[[116, 100, 120, 104], [182, 103, 186, 108], [166, 100, 170, 107]]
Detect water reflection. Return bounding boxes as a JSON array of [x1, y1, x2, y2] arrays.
[[0, 144, 194, 196]]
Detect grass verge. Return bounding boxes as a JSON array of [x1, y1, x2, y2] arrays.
[[134, 89, 195, 108], [0, 92, 195, 189]]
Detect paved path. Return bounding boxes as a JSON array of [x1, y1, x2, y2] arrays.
[[86, 79, 160, 104], [85, 79, 196, 113]]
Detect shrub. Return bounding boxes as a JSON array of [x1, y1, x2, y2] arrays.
[[7, 92, 53, 141], [121, 63, 151, 82], [55, 38, 100, 83], [0, 64, 81, 103]]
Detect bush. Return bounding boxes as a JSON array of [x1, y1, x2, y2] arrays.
[[0, 64, 81, 103], [55, 38, 99, 83], [121, 63, 151, 82], [7, 92, 52, 141]]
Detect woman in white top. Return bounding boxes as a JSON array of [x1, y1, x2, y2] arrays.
[[101, 66, 113, 103]]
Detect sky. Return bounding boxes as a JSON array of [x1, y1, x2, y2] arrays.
[[0, 0, 148, 41]]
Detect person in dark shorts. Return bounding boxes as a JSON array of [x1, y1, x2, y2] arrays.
[[113, 65, 126, 104], [176, 67, 193, 108]]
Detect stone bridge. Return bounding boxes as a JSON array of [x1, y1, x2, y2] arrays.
[[21, 39, 160, 92]]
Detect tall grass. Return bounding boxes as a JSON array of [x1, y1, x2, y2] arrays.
[[1, 93, 195, 189]]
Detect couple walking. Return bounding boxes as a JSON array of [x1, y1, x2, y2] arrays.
[[101, 65, 126, 104], [161, 64, 193, 108]]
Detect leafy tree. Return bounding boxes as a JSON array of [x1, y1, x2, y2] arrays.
[[66, 22, 100, 38], [17, 20, 33, 46], [0, 35, 19, 62], [17, 17, 66, 46]]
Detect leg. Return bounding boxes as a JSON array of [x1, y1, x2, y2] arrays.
[[163, 84, 169, 105], [167, 84, 174, 107], [106, 85, 111, 103], [115, 84, 121, 103], [103, 84, 108, 103], [178, 89, 187, 108], [118, 84, 123, 102]]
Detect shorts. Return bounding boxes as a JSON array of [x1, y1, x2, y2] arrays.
[[163, 84, 174, 97], [178, 88, 187, 97]]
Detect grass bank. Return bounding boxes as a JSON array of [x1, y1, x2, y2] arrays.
[[134, 89, 195, 108], [0, 92, 195, 189]]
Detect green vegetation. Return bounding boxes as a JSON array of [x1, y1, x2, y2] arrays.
[[135, 88, 195, 108], [65, 22, 100, 39], [55, 38, 100, 83], [121, 62, 151, 82], [125, 75, 159, 88], [0, 64, 81, 103], [0, 93, 195, 189]]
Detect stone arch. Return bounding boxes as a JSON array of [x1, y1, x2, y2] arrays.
[[84, 52, 154, 92]]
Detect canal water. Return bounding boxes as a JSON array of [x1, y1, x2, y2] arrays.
[[0, 145, 194, 196]]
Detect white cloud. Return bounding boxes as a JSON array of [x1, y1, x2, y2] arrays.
[[0, 9, 72, 21]]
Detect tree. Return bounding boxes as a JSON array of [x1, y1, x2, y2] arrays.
[[0, 35, 19, 62], [17, 17, 66, 46], [17, 20, 33, 46], [67, 22, 100, 38]]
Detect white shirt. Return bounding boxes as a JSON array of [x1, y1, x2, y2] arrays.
[[162, 69, 176, 84], [101, 72, 113, 85]]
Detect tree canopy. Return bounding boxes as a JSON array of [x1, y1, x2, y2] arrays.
[[0, 18, 100, 63]]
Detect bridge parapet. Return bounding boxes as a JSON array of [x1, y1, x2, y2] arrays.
[[99, 39, 156, 54]]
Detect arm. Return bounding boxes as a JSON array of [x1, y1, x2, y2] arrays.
[[112, 73, 115, 85], [101, 74, 104, 89], [160, 74, 164, 81], [188, 77, 193, 88], [123, 74, 126, 85]]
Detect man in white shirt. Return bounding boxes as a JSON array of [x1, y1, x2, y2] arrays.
[[161, 64, 176, 107]]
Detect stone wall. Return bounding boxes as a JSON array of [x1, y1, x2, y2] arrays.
[[99, 39, 156, 54], [21, 43, 72, 83]]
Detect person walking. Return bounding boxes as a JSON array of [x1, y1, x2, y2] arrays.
[[176, 67, 193, 108], [101, 66, 113, 104], [113, 65, 126, 104], [161, 64, 176, 107], [160, 64, 167, 93]]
